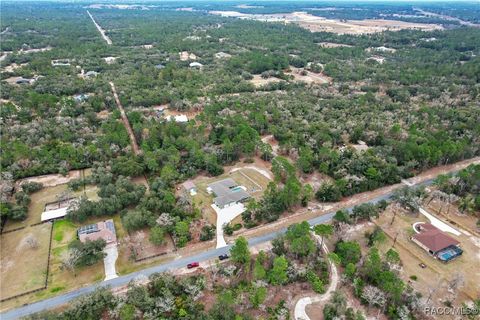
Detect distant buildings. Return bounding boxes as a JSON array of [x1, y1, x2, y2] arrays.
[[85, 71, 98, 78], [189, 62, 203, 69], [73, 93, 90, 102], [215, 52, 231, 59], [78, 219, 117, 244], [207, 178, 250, 209], [166, 114, 188, 123], [411, 223, 463, 262]]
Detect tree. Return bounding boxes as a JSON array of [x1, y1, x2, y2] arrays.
[[269, 255, 288, 285], [361, 285, 386, 309], [230, 237, 250, 265], [335, 241, 361, 267], [149, 225, 165, 245], [316, 182, 342, 202], [314, 224, 334, 248], [249, 286, 267, 308], [385, 248, 401, 266], [25, 234, 39, 249], [200, 224, 216, 241], [61, 248, 82, 275], [333, 209, 351, 224], [306, 270, 325, 293], [174, 221, 190, 247], [68, 239, 107, 267], [254, 251, 267, 280]]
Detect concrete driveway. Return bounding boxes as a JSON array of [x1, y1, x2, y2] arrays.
[[103, 244, 118, 281], [419, 207, 461, 236], [211, 202, 246, 248]]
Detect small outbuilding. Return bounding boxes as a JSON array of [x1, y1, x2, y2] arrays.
[[189, 62, 203, 69], [41, 198, 77, 222], [182, 180, 197, 196]]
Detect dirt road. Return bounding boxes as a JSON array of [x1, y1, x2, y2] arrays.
[[413, 8, 480, 28], [109, 82, 141, 155], [87, 10, 112, 45]]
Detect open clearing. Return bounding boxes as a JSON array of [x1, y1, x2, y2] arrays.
[[287, 67, 331, 84], [209, 11, 443, 34], [249, 74, 283, 87], [0, 223, 51, 300]]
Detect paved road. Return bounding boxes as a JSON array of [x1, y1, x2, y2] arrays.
[[0, 178, 438, 319]]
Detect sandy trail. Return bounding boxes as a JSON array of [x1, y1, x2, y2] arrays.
[[87, 10, 112, 45], [109, 82, 141, 155]]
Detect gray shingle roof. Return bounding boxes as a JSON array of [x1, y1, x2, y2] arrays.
[[208, 178, 250, 207]]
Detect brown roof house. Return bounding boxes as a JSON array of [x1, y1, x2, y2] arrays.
[[78, 219, 117, 244], [411, 223, 462, 262]]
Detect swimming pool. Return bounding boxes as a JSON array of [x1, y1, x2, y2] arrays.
[[436, 246, 463, 262]]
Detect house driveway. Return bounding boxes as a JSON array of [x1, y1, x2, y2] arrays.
[[294, 234, 339, 320], [103, 244, 119, 281], [211, 202, 246, 248], [419, 207, 461, 236]]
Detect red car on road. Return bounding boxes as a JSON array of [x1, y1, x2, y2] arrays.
[[187, 262, 199, 269]]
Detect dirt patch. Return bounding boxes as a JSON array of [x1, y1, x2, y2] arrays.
[[287, 67, 331, 84], [15, 169, 91, 188], [249, 74, 283, 87], [2, 63, 28, 73]]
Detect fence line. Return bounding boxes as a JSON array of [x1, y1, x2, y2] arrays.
[[0, 222, 54, 303]]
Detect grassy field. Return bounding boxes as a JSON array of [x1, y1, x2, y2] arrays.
[[0, 223, 51, 301]]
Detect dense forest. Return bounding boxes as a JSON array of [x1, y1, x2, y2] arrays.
[[1, 2, 479, 229]]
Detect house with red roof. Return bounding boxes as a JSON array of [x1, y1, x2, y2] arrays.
[[411, 223, 462, 262]]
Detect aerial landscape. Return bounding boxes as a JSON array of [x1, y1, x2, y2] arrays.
[[0, 0, 479, 319]]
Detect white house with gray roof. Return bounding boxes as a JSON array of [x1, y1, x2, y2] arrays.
[[207, 178, 250, 208]]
